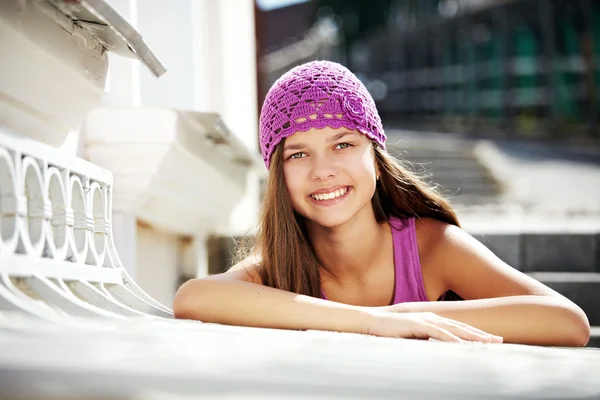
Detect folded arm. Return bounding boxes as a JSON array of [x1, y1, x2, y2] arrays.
[[172, 257, 501, 343], [386, 219, 590, 347]]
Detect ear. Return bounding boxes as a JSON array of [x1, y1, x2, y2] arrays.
[[372, 144, 381, 179]]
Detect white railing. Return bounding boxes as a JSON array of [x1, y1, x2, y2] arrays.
[[0, 127, 173, 321]]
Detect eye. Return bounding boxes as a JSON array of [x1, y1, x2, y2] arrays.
[[289, 152, 306, 159], [335, 142, 353, 150]]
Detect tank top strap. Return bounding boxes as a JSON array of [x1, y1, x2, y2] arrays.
[[389, 216, 429, 303]]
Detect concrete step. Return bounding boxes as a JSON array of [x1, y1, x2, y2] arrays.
[[527, 273, 600, 327], [402, 159, 485, 171], [387, 143, 503, 201], [588, 327, 600, 348], [413, 172, 498, 186], [449, 195, 503, 206], [426, 183, 499, 196], [387, 146, 476, 160], [419, 170, 495, 180], [473, 232, 600, 273], [411, 172, 500, 188]]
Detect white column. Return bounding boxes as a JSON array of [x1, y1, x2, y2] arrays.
[[194, 232, 211, 278], [218, 0, 260, 238], [190, 0, 261, 239], [135, 0, 196, 110], [111, 213, 137, 278]]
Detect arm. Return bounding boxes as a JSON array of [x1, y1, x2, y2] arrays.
[[173, 262, 372, 334], [386, 219, 590, 347], [172, 257, 501, 343]]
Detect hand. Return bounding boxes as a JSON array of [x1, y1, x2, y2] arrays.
[[364, 310, 503, 343]]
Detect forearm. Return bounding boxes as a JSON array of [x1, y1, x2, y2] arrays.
[[387, 295, 590, 347], [173, 278, 372, 334]]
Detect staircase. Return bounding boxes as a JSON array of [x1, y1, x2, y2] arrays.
[[385, 131, 503, 205]]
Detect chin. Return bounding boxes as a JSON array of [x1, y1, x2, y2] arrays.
[[306, 211, 355, 229]]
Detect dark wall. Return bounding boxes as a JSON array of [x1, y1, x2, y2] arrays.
[[258, 2, 316, 52]]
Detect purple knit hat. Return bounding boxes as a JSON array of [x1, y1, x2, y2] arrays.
[[259, 60, 386, 169]]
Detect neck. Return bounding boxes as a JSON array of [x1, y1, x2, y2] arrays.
[[306, 208, 390, 282]]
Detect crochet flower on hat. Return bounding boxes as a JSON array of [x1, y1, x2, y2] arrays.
[[341, 90, 367, 129]]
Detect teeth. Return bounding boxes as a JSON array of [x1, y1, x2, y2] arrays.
[[311, 187, 348, 201]]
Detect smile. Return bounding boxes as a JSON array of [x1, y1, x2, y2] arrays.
[[310, 186, 350, 201]]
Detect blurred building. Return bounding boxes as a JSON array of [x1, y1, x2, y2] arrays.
[[361, 0, 599, 140], [256, 0, 600, 142]]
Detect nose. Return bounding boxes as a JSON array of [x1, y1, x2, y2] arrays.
[[310, 153, 336, 181]]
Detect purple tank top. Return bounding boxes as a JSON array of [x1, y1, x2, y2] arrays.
[[321, 216, 429, 304]]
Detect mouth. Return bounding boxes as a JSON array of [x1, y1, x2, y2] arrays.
[[309, 186, 351, 205]]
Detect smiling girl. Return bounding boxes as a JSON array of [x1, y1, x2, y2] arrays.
[[173, 61, 590, 346]]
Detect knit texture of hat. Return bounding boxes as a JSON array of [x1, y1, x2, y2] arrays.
[[259, 60, 386, 169]]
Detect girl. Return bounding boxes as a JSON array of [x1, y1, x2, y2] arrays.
[[174, 61, 590, 346]]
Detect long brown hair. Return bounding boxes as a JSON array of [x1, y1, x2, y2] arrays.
[[238, 142, 460, 298]]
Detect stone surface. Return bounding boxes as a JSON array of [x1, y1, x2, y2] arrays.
[[0, 312, 599, 399], [596, 233, 600, 273], [590, 328, 600, 348], [472, 234, 522, 270], [386, 139, 502, 204], [523, 234, 597, 273], [471, 139, 600, 217]]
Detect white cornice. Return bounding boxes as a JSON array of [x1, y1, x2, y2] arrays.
[[0, 0, 167, 148], [0, 0, 109, 147]]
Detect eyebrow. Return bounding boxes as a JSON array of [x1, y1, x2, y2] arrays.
[[330, 131, 358, 141], [283, 131, 358, 151]]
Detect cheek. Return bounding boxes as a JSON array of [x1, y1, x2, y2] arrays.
[[283, 164, 306, 202], [346, 153, 378, 197], [357, 150, 378, 180]]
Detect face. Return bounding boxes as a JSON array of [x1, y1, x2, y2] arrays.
[[281, 127, 380, 229]]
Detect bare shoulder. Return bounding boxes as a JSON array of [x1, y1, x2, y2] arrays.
[[414, 217, 458, 255], [206, 254, 264, 285], [414, 216, 479, 265]]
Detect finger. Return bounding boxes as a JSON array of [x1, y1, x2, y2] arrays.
[[447, 321, 503, 343], [442, 321, 502, 343], [458, 327, 503, 343], [447, 324, 496, 342], [449, 320, 502, 339], [428, 316, 503, 343], [422, 323, 465, 343]]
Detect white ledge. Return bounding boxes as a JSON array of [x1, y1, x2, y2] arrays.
[[83, 108, 261, 235], [0, 0, 166, 148], [48, 0, 166, 78]]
